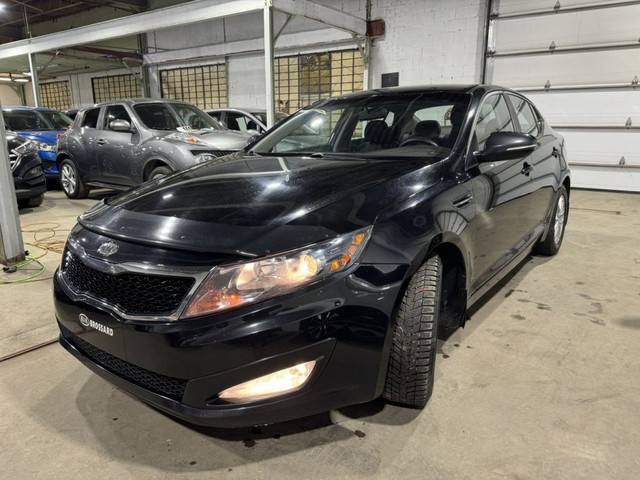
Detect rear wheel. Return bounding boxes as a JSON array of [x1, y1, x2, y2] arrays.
[[60, 159, 88, 199], [17, 193, 44, 209], [535, 186, 568, 256], [383, 255, 443, 408]]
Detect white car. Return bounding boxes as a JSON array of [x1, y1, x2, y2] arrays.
[[206, 108, 288, 134]]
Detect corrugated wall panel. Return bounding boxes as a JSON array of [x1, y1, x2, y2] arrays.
[[487, 0, 640, 191]]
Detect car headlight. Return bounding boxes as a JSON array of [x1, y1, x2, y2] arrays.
[[165, 132, 207, 145], [182, 226, 372, 318], [37, 142, 55, 152], [194, 153, 217, 164], [12, 140, 37, 155]]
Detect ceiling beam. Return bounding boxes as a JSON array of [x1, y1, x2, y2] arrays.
[[272, 0, 366, 36], [2, 2, 85, 27], [0, 0, 265, 59], [0, 0, 367, 60]]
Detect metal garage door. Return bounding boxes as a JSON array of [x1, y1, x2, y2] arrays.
[[485, 0, 640, 192]]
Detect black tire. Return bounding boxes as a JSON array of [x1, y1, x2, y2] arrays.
[[60, 159, 88, 199], [18, 193, 44, 209], [383, 255, 443, 408], [534, 185, 568, 256], [148, 166, 172, 181]]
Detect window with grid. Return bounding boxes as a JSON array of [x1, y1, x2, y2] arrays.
[[160, 64, 227, 109], [92, 74, 141, 103], [40, 81, 71, 110], [275, 50, 364, 115]]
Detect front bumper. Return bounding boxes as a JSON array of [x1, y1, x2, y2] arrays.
[[38, 150, 58, 177], [54, 262, 407, 427], [13, 156, 46, 199]]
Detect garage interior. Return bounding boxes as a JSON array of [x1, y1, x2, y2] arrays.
[[1, 1, 639, 478]]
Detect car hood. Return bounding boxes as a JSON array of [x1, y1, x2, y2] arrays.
[[15, 130, 61, 144], [157, 129, 252, 150], [79, 154, 442, 257]]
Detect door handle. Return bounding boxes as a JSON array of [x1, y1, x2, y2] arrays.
[[521, 162, 534, 176], [552, 147, 560, 158], [452, 192, 473, 208], [97, 138, 107, 146]]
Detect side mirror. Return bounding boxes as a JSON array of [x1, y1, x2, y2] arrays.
[[246, 128, 260, 136], [475, 132, 537, 162], [110, 119, 132, 132]]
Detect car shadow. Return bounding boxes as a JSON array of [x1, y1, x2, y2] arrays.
[[29, 367, 420, 474]]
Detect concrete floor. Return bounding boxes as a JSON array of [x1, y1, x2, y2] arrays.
[[1, 189, 639, 479]]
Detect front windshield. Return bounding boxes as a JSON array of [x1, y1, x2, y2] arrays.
[[3, 109, 70, 131], [251, 92, 471, 159], [38, 110, 72, 130], [133, 103, 222, 131]]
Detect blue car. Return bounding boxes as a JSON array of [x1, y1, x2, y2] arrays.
[[2, 106, 72, 179]]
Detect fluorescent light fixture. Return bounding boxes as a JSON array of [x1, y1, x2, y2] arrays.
[[14, 78, 29, 83], [0, 77, 12, 82]]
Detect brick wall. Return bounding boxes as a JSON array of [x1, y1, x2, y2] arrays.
[[369, 0, 488, 87]]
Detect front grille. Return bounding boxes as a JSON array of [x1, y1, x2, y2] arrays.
[[62, 253, 195, 316], [190, 149, 236, 157], [63, 325, 188, 401]]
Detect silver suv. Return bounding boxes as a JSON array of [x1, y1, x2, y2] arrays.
[[56, 99, 252, 198]]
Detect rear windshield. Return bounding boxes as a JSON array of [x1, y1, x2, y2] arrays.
[[3, 109, 71, 131], [133, 103, 223, 131], [251, 92, 471, 160]]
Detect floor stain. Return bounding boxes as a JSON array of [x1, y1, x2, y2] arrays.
[[574, 312, 606, 326], [517, 298, 552, 311], [589, 302, 604, 314], [511, 314, 526, 321], [243, 439, 256, 448], [618, 316, 640, 329], [354, 430, 366, 438], [504, 289, 527, 298]]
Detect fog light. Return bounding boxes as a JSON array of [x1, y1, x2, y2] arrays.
[[218, 360, 317, 403]]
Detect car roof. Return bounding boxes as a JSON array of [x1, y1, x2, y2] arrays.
[[208, 107, 265, 113], [87, 98, 197, 108], [2, 106, 59, 112], [325, 84, 505, 99]]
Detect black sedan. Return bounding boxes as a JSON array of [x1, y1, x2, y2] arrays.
[[54, 85, 570, 427], [8, 133, 46, 208]]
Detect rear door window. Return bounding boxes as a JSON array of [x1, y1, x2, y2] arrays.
[[81, 108, 101, 129], [507, 94, 541, 137], [474, 94, 515, 150]]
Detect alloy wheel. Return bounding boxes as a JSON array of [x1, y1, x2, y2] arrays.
[[553, 194, 566, 247], [61, 164, 77, 195]]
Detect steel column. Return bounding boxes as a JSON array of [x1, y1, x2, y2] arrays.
[[0, 107, 25, 265], [27, 53, 41, 107], [264, 4, 275, 129], [483, 0, 499, 84]]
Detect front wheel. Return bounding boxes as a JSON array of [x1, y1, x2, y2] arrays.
[[383, 255, 443, 408], [534, 185, 568, 256], [148, 166, 172, 181], [60, 159, 88, 199]]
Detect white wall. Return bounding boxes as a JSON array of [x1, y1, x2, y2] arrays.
[[369, 0, 487, 87], [0, 83, 35, 107]]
